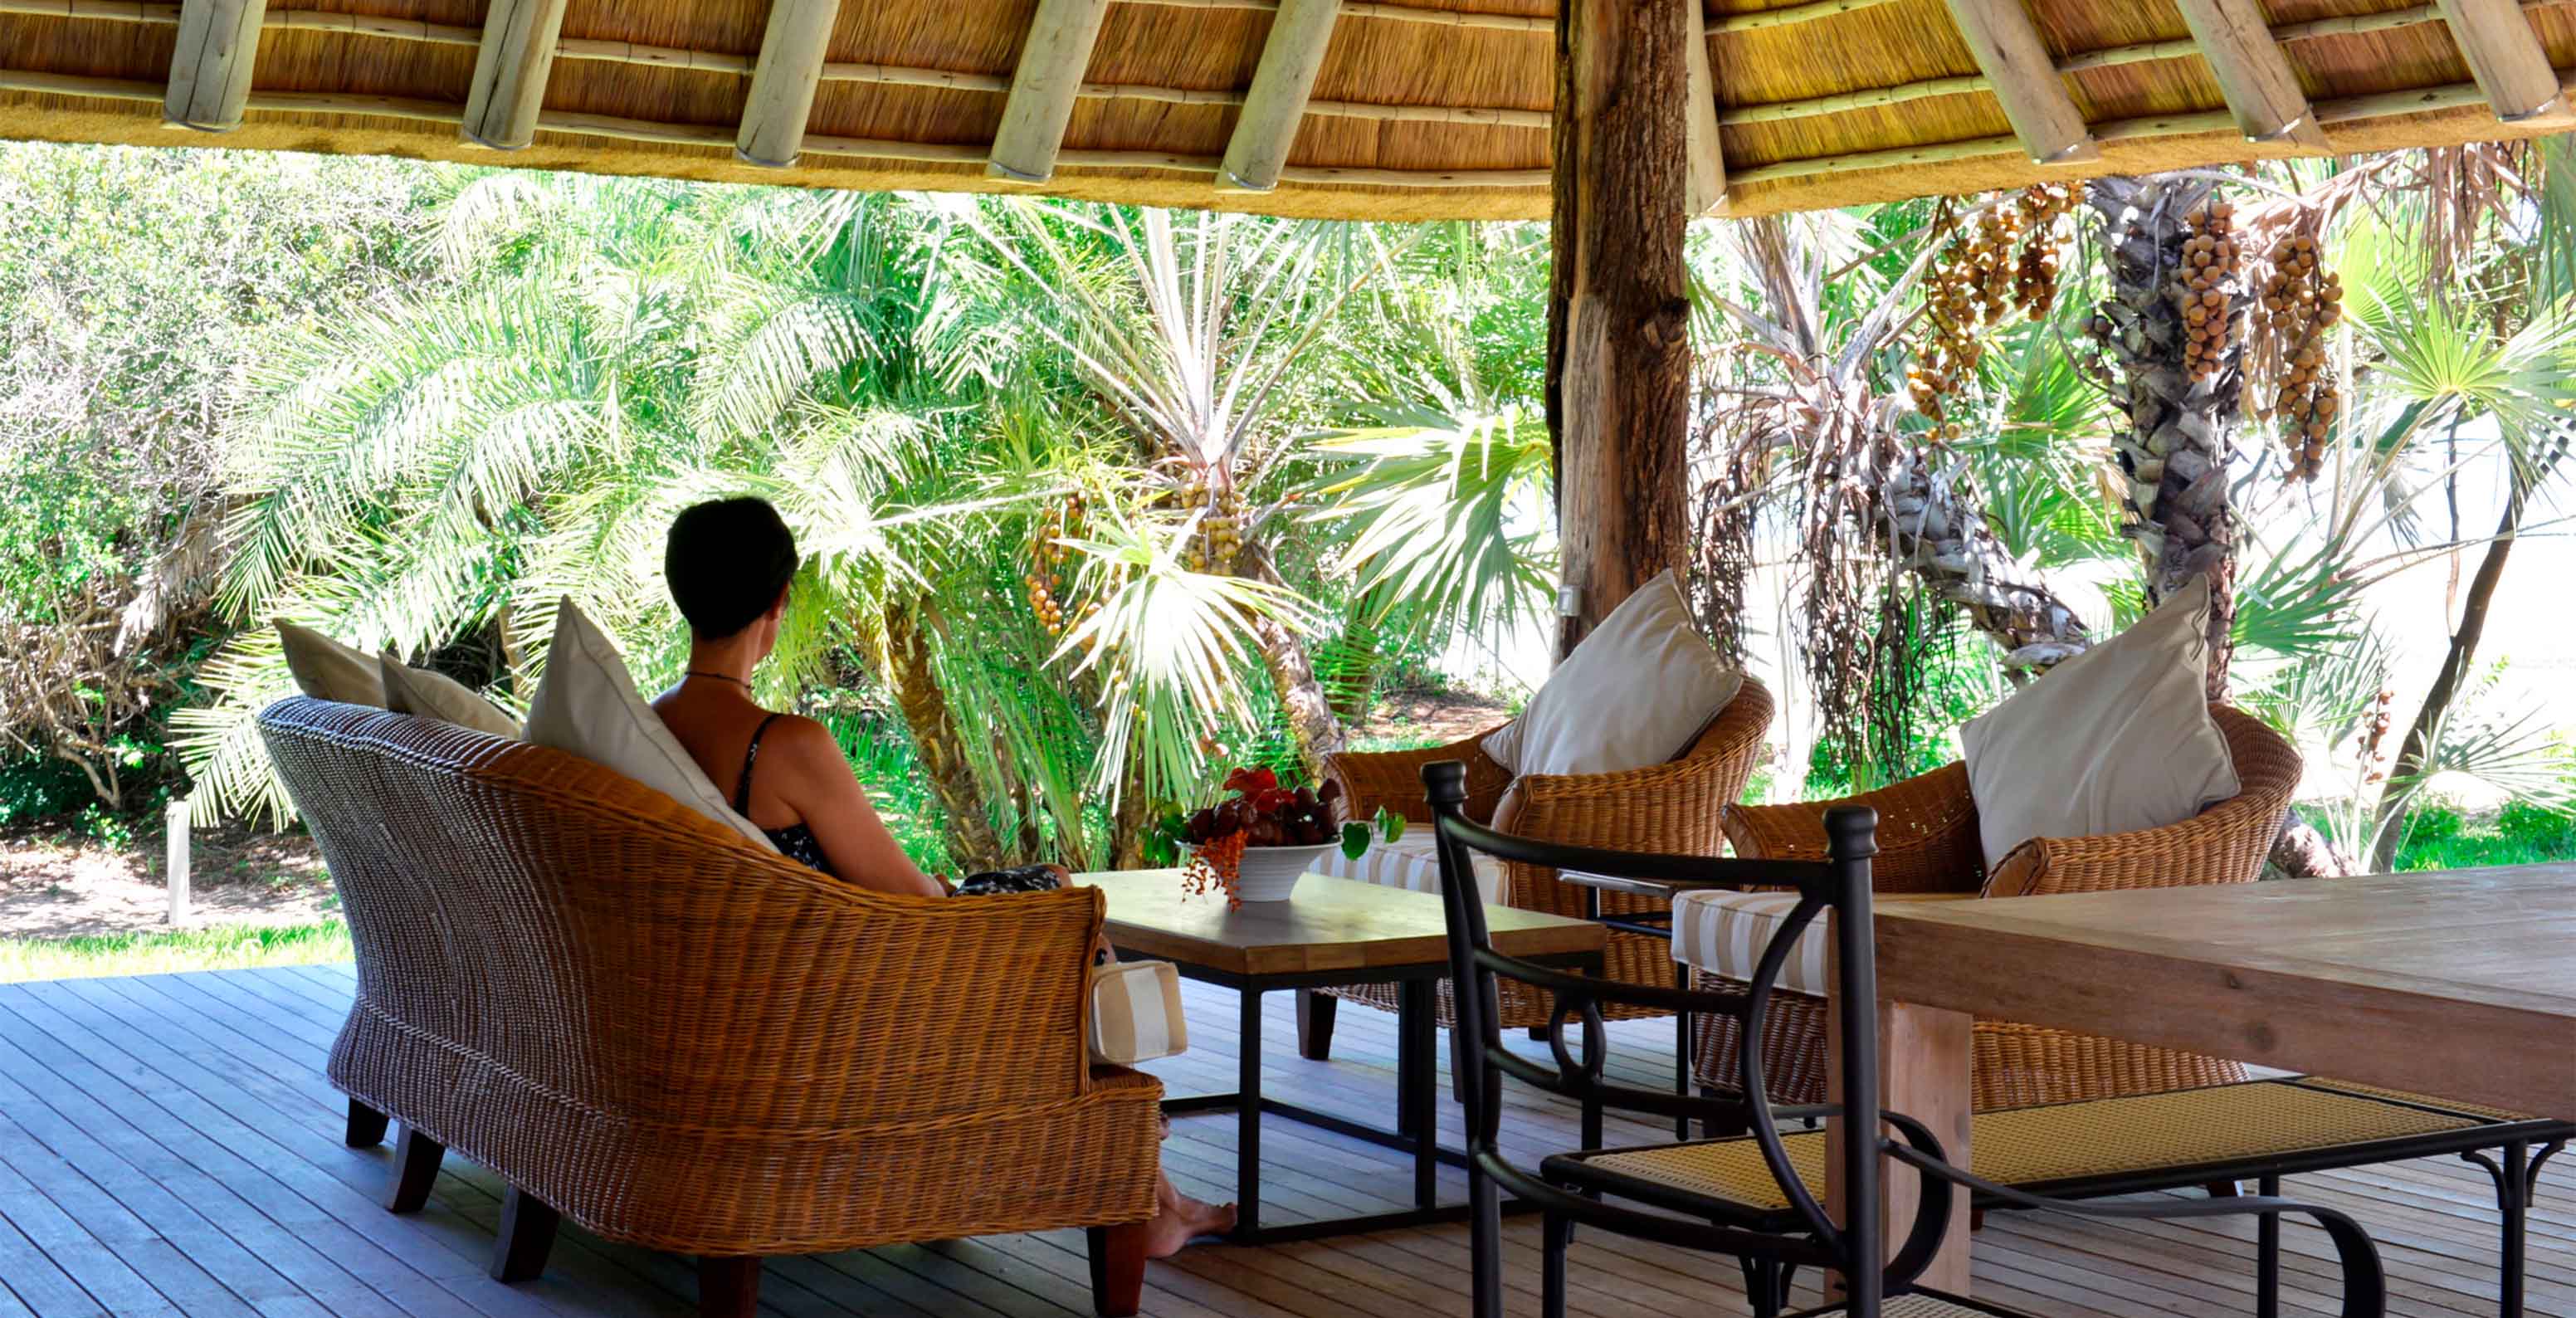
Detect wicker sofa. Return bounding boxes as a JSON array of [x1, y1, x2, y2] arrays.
[[1303, 678, 1774, 1052], [257, 696, 1165, 1318], [1688, 703, 2301, 1111]]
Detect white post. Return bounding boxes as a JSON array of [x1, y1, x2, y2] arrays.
[[165, 798, 192, 925]]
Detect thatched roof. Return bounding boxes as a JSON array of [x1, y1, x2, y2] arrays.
[[2, 0, 2571, 219]]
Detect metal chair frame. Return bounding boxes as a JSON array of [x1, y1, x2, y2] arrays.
[[1420, 758, 2390, 1318]]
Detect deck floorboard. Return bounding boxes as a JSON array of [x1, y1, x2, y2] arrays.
[[0, 966, 2562, 1317]]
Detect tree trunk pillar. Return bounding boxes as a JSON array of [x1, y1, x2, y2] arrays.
[[1547, 0, 1695, 659]]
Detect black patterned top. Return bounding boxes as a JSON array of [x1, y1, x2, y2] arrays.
[[734, 712, 833, 876]]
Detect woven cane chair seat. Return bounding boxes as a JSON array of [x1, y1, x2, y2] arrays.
[[1549, 1080, 2485, 1214]]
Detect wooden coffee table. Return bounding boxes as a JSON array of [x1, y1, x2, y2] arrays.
[[1072, 867, 1609, 1243]]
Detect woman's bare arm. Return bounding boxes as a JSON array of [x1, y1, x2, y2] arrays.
[[764, 715, 946, 897]]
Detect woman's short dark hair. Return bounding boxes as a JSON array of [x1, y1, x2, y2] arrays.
[[665, 497, 799, 640]]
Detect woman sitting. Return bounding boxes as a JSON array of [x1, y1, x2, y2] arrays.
[[650, 495, 1234, 1254]]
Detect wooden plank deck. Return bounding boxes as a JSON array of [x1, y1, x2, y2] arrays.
[[0, 965, 2564, 1317]]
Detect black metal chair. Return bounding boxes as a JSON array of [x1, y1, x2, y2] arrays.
[[1419, 759, 2388, 1318]]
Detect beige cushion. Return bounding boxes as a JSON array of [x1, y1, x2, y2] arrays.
[[522, 598, 778, 854], [1309, 832, 1505, 905], [1482, 570, 1743, 778], [1669, 888, 1978, 995], [1959, 575, 2242, 871], [1088, 958, 1188, 1066], [276, 621, 383, 707], [378, 655, 520, 740]]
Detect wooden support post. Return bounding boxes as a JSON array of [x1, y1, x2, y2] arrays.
[[163, 0, 266, 131], [1685, 0, 1726, 217], [735, 0, 842, 168], [988, 0, 1117, 183], [2171, 0, 2330, 149], [460, 0, 572, 149], [2431, 0, 2572, 124], [1217, 0, 1340, 192], [1547, 0, 1694, 655], [1826, 996, 1974, 1296], [164, 798, 191, 925], [1939, 0, 2098, 164]]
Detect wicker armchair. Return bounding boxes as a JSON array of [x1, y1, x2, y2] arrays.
[[1691, 704, 2302, 1111], [1303, 679, 1775, 1048], [256, 697, 1165, 1318]]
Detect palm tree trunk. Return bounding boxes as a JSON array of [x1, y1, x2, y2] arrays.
[[1872, 444, 2092, 671], [1244, 548, 1348, 782], [2086, 174, 2243, 701], [883, 596, 1007, 875]]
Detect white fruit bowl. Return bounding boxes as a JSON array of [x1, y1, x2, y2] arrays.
[[1181, 840, 1338, 902]]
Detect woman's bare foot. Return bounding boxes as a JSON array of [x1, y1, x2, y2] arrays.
[[1144, 1178, 1237, 1257]]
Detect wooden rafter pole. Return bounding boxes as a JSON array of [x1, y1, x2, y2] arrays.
[[163, 0, 266, 130], [2170, 0, 2329, 149], [1546, 0, 1692, 659], [1939, 0, 2097, 164], [2430, 0, 2572, 124], [736, 0, 841, 168], [1685, 0, 1725, 216], [1217, 0, 1340, 192], [988, 0, 1116, 183], [459, 0, 570, 149]]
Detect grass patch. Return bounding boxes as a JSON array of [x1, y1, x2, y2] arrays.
[[2393, 801, 2576, 871], [0, 920, 351, 984]]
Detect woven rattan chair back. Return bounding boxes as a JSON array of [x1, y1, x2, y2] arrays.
[[256, 696, 1132, 1257]]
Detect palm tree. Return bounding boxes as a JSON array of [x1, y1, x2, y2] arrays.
[[951, 203, 1410, 783]]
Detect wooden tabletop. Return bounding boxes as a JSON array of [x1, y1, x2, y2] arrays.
[[1071, 868, 1608, 979], [1874, 864, 2576, 1120]]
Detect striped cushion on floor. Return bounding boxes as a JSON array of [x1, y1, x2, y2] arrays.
[[1557, 1079, 2485, 1211], [1793, 1291, 2009, 1312], [1790, 1295, 2014, 1317], [1087, 959, 1187, 1066]]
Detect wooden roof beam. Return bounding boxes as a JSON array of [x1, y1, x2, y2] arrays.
[[163, 0, 266, 130], [1686, 0, 1725, 216], [1939, 0, 2098, 165], [2171, 0, 2330, 149], [459, 0, 571, 149], [736, 0, 842, 168], [2431, 0, 2572, 124], [1217, 0, 1339, 193], [988, 0, 1116, 183]]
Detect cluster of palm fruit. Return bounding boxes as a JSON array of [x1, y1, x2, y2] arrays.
[[2252, 230, 2344, 481], [1025, 492, 1095, 639], [1907, 185, 2076, 437], [1177, 468, 1245, 573], [2175, 201, 2243, 383]]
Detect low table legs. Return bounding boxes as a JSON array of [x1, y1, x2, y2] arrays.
[[1163, 974, 1599, 1245]]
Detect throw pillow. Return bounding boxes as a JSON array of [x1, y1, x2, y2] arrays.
[[522, 599, 778, 854], [276, 621, 385, 706], [378, 654, 520, 740], [1959, 575, 2242, 872], [1481, 569, 1744, 778]]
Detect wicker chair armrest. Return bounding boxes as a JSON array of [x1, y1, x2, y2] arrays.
[[1987, 769, 2295, 898], [1320, 728, 1511, 826], [1723, 762, 1985, 896]]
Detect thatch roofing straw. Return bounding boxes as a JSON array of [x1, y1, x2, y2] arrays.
[[1, 0, 2570, 218]]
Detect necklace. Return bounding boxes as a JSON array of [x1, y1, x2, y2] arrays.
[[684, 670, 748, 686]]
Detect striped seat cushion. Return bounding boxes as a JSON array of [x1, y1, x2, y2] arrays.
[[1669, 889, 1978, 995], [1309, 832, 1505, 905], [1087, 959, 1187, 1066]]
